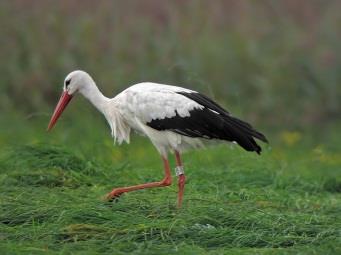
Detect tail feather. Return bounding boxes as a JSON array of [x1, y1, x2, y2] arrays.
[[222, 115, 268, 154], [227, 116, 268, 143]]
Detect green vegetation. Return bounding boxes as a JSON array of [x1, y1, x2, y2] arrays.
[[1, 1, 341, 127], [0, 115, 340, 254]]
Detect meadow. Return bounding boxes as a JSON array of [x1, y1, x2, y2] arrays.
[[0, 112, 340, 254]]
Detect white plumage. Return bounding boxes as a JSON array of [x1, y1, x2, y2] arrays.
[[109, 83, 205, 155]]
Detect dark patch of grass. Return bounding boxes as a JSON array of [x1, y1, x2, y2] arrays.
[[323, 178, 341, 193]]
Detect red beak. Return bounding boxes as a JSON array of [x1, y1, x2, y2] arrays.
[[47, 91, 73, 131]]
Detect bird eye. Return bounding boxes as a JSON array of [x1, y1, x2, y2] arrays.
[[65, 79, 71, 87]]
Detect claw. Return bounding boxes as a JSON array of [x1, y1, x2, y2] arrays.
[[104, 190, 124, 202]]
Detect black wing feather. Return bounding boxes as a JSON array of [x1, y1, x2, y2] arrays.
[[146, 92, 268, 154]]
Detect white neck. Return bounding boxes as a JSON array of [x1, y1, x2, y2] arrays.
[[78, 75, 130, 144], [79, 80, 110, 115]]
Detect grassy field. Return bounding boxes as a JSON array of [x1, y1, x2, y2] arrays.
[[1, 1, 341, 254], [0, 112, 340, 254]]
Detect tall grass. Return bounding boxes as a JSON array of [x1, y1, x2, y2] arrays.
[[1, 0, 340, 128]]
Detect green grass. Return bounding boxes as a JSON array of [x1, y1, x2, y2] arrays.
[[0, 114, 340, 254]]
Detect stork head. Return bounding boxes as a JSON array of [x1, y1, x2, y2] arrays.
[[47, 70, 92, 131]]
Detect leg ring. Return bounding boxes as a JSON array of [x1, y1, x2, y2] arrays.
[[175, 166, 185, 176]]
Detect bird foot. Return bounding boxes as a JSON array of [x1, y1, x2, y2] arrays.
[[104, 189, 124, 202]]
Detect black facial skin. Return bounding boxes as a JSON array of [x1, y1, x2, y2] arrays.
[[65, 79, 71, 87]]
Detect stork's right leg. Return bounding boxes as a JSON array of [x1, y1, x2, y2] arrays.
[[106, 156, 172, 200], [175, 150, 186, 208]]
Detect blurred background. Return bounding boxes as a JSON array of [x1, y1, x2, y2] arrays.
[[0, 0, 340, 147]]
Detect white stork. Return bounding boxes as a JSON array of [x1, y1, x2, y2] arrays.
[[47, 70, 268, 207]]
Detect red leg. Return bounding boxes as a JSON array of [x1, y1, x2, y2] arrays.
[[175, 150, 186, 208], [106, 156, 172, 200]]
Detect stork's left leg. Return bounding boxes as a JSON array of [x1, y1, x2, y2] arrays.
[[175, 150, 186, 208], [105, 156, 172, 200]]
